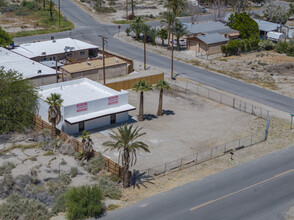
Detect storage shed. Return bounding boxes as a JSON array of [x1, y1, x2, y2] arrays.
[[266, 31, 286, 42], [37, 78, 135, 134]]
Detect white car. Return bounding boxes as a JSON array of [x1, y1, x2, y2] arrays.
[[170, 39, 186, 46]]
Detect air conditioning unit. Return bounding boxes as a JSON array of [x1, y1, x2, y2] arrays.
[[37, 70, 42, 74], [41, 52, 46, 55]]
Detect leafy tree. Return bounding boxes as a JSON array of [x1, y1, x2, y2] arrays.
[[155, 80, 171, 116], [258, 40, 276, 51], [161, 11, 178, 49], [0, 68, 37, 134], [103, 124, 149, 188], [81, 130, 94, 161], [65, 185, 104, 219], [264, 4, 290, 25], [45, 93, 63, 139], [165, 0, 187, 16], [132, 80, 152, 121], [172, 21, 188, 51], [228, 12, 259, 39], [130, 17, 143, 40], [158, 28, 168, 45], [0, 27, 13, 48], [141, 23, 150, 70], [149, 27, 158, 46]]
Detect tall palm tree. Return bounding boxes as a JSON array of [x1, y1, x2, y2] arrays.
[[155, 80, 171, 116], [172, 21, 188, 51], [149, 27, 158, 46], [103, 124, 149, 188], [45, 93, 63, 140], [81, 130, 94, 161], [133, 80, 152, 121], [130, 17, 143, 40], [141, 23, 150, 70], [161, 11, 178, 49]]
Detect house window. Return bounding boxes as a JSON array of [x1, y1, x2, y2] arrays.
[[40, 57, 47, 61], [110, 114, 116, 124], [49, 56, 56, 61], [80, 51, 85, 56], [67, 53, 72, 57]]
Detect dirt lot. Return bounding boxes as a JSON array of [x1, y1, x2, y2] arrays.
[[89, 84, 265, 171]]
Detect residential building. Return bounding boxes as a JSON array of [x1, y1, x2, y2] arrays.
[[0, 47, 57, 86], [37, 78, 136, 134], [12, 38, 98, 62], [59, 57, 128, 81], [254, 19, 281, 37], [186, 33, 229, 56]]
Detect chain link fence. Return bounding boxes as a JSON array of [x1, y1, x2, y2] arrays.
[[170, 80, 269, 119], [141, 130, 266, 180]]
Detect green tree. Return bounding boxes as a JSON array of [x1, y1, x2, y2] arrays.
[[103, 124, 149, 188], [149, 27, 158, 46], [141, 23, 150, 70], [165, 0, 187, 16], [161, 11, 178, 49], [158, 28, 168, 45], [172, 21, 188, 51], [0, 27, 13, 48], [81, 130, 94, 161], [65, 185, 104, 219], [132, 80, 152, 121], [0, 68, 37, 134], [45, 93, 63, 139], [228, 12, 259, 39], [130, 17, 143, 40], [155, 80, 171, 116]]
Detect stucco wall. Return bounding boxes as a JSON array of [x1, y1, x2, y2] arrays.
[[85, 116, 110, 131], [32, 49, 90, 62], [31, 75, 57, 86], [116, 112, 129, 123]]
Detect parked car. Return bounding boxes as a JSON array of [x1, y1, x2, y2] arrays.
[[170, 39, 186, 46], [199, 7, 206, 13]]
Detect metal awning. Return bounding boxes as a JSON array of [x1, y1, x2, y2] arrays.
[[65, 104, 136, 124]]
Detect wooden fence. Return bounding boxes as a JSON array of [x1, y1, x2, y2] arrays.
[[106, 73, 164, 91], [33, 116, 123, 178]]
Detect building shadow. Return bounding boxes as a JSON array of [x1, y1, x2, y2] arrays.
[[131, 169, 154, 189], [143, 114, 158, 121], [162, 110, 175, 116]]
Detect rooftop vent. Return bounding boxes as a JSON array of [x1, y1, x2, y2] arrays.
[[87, 61, 91, 66], [37, 70, 42, 74], [115, 59, 119, 63], [41, 52, 46, 55], [51, 36, 54, 40]]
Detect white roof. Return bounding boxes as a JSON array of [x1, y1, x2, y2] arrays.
[[0, 47, 57, 79], [65, 104, 135, 124], [38, 78, 122, 106], [267, 31, 286, 39], [12, 38, 98, 58]]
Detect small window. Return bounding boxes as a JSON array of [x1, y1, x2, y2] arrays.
[[80, 51, 85, 56], [67, 53, 72, 57], [40, 57, 47, 61], [49, 56, 56, 61], [110, 114, 116, 124]]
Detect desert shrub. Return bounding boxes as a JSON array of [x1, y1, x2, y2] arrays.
[[258, 40, 276, 51], [65, 185, 104, 220], [46, 173, 71, 195], [43, 150, 54, 156], [87, 152, 105, 175], [107, 204, 119, 211], [52, 192, 66, 214], [21, 0, 41, 10], [275, 41, 289, 53], [0, 194, 51, 220], [98, 176, 122, 200], [3, 173, 14, 190], [0, 161, 15, 176], [70, 167, 78, 178], [109, 174, 121, 183]]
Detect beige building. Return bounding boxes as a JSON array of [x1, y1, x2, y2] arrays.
[[186, 33, 229, 56], [60, 57, 128, 81]]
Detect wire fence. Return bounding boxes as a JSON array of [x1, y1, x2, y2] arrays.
[[141, 130, 267, 180], [170, 80, 269, 119]]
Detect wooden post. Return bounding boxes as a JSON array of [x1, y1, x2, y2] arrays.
[[171, 33, 174, 80], [99, 35, 108, 84]]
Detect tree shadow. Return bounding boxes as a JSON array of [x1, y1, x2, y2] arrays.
[[162, 110, 175, 116], [143, 114, 158, 121], [131, 169, 154, 189]]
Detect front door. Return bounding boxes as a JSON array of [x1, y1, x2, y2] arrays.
[[110, 114, 116, 124], [79, 121, 84, 132]]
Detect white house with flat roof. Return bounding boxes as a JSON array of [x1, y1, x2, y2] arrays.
[[0, 47, 57, 86], [37, 78, 135, 134], [12, 38, 99, 62]]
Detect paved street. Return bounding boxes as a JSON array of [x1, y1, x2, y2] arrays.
[[99, 144, 294, 220]]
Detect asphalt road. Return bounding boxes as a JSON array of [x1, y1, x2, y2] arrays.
[[99, 145, 294, 220], [13, 0, 294, 113]]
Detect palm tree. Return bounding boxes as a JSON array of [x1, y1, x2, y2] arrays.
[[45, 93, 63, 140], [161, 11, 178, 49], [103, 124, 149, 188], [81, 130, 94, 161], [133, 80, 152, 121], [155, 80, 171, 116], [149, 27, 158, 46], [158, 28, 168, 46], [131, 0, 135, 18], [172, 21, 188, 51], [130, 17, 143, 40], [141, 23, 150, 70]]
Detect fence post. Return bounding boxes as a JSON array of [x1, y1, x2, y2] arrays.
[[233, 98, 235, 109], [180, 159, 183, 170]]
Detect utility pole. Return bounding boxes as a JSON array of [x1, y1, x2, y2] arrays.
[[58, 0, 60, 28], [171, 33, 174, 80], [99, 35, 108, 84]]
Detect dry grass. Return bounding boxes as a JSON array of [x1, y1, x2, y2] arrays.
[[0, 143, 41, 155]]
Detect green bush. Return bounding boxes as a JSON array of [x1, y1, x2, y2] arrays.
[[46, 173, 71, 195], [0, 161, 15, 176], [3, 173, 14, 190], [65, 185, 104, 220], [87, 153, 105, 175], [0, 194, 51, 220], [98, 177, 122, 200], [258, 40, 276, 51], [70, 167, 78, 178], [275, 41, 289, 53], [52, 193, 66, 214]]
